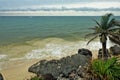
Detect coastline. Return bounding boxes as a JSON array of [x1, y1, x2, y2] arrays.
[[0, 50, 98, 80], [0, 37, 114, 80], [0, 38, 101, 63]]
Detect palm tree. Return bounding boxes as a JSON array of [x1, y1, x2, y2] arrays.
[[108, 20, 120, 45], [85, 13, 120, 60], [109, 33, 120, 45]]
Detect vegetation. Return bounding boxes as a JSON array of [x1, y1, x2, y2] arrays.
[[30, 76, 43, 80], [85, 13, 120, 60], [90, 57, 120, 80]]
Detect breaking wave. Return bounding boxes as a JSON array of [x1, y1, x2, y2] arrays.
[[25, 40, 102, 59], [0, 54, 7, 60]]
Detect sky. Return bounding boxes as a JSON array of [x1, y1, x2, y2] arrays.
[[0, 0, 120, 16]]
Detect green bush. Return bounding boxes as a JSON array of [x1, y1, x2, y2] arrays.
[[30, 76, 43, 80], [91, 57, 120, 80]]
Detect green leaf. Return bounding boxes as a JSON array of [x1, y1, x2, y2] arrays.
[[87, 35, 98, 45]]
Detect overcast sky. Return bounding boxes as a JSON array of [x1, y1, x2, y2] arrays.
[[0, 0, 120, 16]]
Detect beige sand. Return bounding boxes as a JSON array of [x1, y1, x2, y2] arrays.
[[0, 51, 98, 80], [1, 59, 39, 80]]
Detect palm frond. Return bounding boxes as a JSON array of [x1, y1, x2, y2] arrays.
[[107, 18, 115, 28], [108, 32, 120, 45], [90, 26, 102, 33], [101, 13, 113, 29], [85, 32, 98, 38], [108, 35, 120, 45], [93, 19, 101, 27], [108, 27, 120, 32], [113, 19, 120, 26], [87, 35, 98, 45], [108, 32, 119, 37]]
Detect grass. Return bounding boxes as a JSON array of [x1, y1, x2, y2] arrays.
[[91, 57, 120, 80]]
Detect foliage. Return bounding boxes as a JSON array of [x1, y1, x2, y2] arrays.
[[30, 76, 43, 80], [85, 13, 120, 59], [91, 57, 120, 80]]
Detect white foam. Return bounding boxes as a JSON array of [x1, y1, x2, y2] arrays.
[[25, 40, 102, 59], [9, 57, 24, 61], [107, 37, 117, 48], [0, 55, 7, 71], [0, 54, 7, 60]]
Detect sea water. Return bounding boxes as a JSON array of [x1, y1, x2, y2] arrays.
[[0, 16, 120, 61]]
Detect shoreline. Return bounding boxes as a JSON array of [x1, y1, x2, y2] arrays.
[[0, 38, 102, 60], [0, 38, 113, 80], [0, 50, 98, 80]]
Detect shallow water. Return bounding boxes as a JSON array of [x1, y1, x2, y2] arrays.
[[0, 16, 100, 45], [0, 16, 119, 64], [0, 37, 116, 61]]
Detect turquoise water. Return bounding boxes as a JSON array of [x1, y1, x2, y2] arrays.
[[0, 16, 120, 45]]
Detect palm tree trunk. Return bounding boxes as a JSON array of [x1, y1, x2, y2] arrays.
[[102, 41, 107, 60]]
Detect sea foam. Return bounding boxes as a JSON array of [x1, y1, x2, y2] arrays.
[[0, 54, 7, 60], [25, 40, 103, 59]]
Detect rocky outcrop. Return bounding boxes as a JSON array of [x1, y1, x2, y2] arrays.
[[28, 49, 92, 79], [40, 74, 56, 80], [78, 48, 92, 58], [109, 45, 120, 56]]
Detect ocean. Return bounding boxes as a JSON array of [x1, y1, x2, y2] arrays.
[[0, 16, 98, 45], [0, 16, 120, 62]]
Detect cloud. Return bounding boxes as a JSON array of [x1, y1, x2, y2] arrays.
[[1, 2, 120, 11], [1, 7, 120, 12], [1, 2, 120, 10], [0, 1, 120, 16], [0, 0, 120, 10], [1, 11, 120, 16]]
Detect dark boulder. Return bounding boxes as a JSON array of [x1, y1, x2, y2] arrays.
[[98, 49, 111, 59], [28, 50, 92, 78], [78, 48, 92, 58], [57, 64, 93, 80], [109, 45, 120, 56], [0, 73, 3, 80], [41, 74, 57, 80]]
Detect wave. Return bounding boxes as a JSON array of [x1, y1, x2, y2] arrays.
[[24, 37, 116, 59], [0, 54, 7, 60], [24, 40, 102, 59], [0, 37, 116, 60]]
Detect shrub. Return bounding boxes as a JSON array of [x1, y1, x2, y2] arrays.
[[91, 57, 120, 80], [30, 76, 43, 80]]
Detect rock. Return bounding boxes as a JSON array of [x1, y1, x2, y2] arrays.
[[29, 50, 92, 78], [41, 74, 57, 80], [57, 75, 69, 80], [109, 45, 120, 56], [78, 48, 92, 59], [57, 72, 83, 80], [0, 73, 3, 80], [57, 64, 89, 80], [98, 49, 111, 59]]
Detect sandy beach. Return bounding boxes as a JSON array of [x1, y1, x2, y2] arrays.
[[1, 59, 38, 80], [0, 50, 98, 80]]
